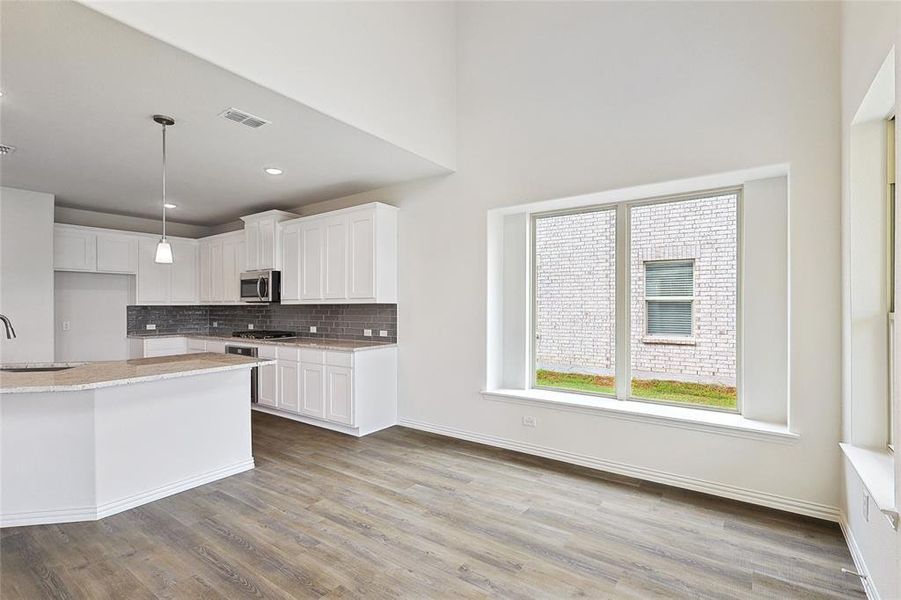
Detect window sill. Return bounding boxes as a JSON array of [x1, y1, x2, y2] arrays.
[[641, 336, 697, 346], [839, 443, 898, 530], [482, 387, 798, 444]]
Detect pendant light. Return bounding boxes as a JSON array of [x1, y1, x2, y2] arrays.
[[153, 114, 175, 264]]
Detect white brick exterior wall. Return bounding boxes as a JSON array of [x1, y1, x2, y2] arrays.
[[535, 194, 737, 385]]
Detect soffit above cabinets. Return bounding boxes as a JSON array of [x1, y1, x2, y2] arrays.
[[0, 1, 449, 226]]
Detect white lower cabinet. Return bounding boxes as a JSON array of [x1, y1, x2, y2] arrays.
[[134, 337, 187, 358], [325, 366, 354, 425], [277, 360, 300, 412], [258, 362, 278, 408], [299, 362, 325, 418], [253, 344, 396, 436]]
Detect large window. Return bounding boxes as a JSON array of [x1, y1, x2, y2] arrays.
[[533, 190, 739, 411]]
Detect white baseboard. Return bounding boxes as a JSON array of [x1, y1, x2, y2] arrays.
[[0, 458, 254, 528], [252, 405, 364, 436], [838, 513, 880, 600], [398, 418, 840, 522]]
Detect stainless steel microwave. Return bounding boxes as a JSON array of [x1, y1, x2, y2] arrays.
[[240, 270, 281, 303]]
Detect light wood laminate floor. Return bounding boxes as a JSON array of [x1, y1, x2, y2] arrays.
[[1, 412, 865, 599]]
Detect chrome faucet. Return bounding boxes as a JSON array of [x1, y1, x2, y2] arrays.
[[0, 314, 16, 339]]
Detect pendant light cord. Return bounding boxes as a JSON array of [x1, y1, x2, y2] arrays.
[[161, 122, 167, 240]]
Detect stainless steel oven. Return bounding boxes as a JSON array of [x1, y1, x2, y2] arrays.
[[240, 269, 280, 303], [225, 344, 259, 403]]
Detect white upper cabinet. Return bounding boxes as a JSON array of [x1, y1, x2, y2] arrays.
[[347, 210, 375, 299], [169, 240, 198, 303], [198, 231, 243, 304], [136, 236, 199, 305], [279, 202, 397, 304], [136, 238, 171, 303], [54, 225, 139, 274], [240, 210, 296, 271], [300, 220, 323, 301], [54, 225, 97, 272], [323, 215, 348, 299], [280, 222, 302, 302], [96, 233, 137, 273]]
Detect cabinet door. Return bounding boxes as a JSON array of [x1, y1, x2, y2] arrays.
[[210, 240, 224, 302], [326, 366, 354, 425], [96, 233, 137, 273], [277, 360, 300, 413], [222, 237, 239, 303], [299, 362, 325, 418], [259, 217, 276, 269], [54, 228, 96, 271], [281, 223, 301, 302], [300, 221, 323, 300], [137, 239, 170, 303], [198, 242, 212, 303], [170, 241, 198, 303], [348, 211, 375, 299], [245, 221, 260, 271], [258, 362, 278, 407], [323, 215, 347, 300]]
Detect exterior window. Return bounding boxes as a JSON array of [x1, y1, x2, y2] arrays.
[[645, 260, 694, 337], [532, 190, 739, 412], [534, 208, 616, 397]]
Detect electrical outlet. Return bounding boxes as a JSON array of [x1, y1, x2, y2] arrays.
[[310, 326, 317, 333], [379, 330, 388, 337], [212, 321, 218, 328], [62, 321, 71, 332], [363, 329, 373, 337], [145, 324, 157, 331], [248, 324, 254, 330], [522, 416, 537, 427]]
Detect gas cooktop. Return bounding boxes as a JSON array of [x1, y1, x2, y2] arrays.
[[231, 330, 297, 340]]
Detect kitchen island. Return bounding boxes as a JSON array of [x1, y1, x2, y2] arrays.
[[0, 353, 271, 527]]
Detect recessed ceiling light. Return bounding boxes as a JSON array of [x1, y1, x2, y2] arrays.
[[264, 167, 283, 175], [163, 202, 177, 209]]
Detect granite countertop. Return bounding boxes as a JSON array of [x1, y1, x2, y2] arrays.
[[0, 352, 273, 394], [127, 332, 396, 352]]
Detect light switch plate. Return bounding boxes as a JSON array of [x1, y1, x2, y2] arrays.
[[310, 326, 317, 333], [145, 324, 156, 331], [248, 324, 254, 330], [62, 321, 71, 331], [212, 321, 218, 328], [363, 329, 373, 337], [379, 330, 388, 337]]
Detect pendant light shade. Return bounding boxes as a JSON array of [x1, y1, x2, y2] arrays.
[[154, 240, 173, 264], [153, 114, 175, 264]]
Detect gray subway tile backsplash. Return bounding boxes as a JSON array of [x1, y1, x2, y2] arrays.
[[127, 304, 397, 342]]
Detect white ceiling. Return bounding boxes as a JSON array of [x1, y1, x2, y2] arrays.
[[0, 1, 450, 226]]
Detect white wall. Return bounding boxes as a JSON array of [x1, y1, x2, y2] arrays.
[[54, 272, 134, 362], [298, 2, 843, 517], [0, 187, 55, 363], [840, 3, 900, 599], [80, 0, 457, 170]]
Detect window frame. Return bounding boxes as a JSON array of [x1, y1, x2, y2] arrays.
[[530, 187, 743, 414], [643, 259, 696, 340]]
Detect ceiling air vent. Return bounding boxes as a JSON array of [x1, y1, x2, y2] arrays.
[[0, 144, 16, 155], [219, 107, 270, 129]]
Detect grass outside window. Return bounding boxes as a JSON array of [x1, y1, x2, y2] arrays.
[[535, 369, 737, 410]]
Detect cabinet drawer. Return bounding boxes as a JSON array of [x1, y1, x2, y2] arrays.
[[143, 337, 186, 353], [206, 341, 226, 354], [299, 348, 325, 364], [186, 338, 207, 352], [258, 344, 278, 359], [326, 351, 353, 368], [277, 346, 302, 362]]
